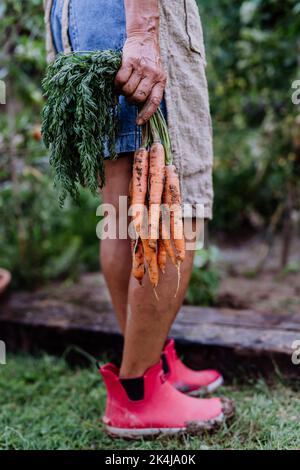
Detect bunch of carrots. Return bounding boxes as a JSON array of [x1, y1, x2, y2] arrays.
[[130, 108, 185, 295]]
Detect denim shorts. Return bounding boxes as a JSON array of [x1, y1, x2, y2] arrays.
[[50, 0, 167, 158]]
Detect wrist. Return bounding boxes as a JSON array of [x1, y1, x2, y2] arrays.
[[126, 21, 159, 38], [125, 0, 159, 37], [126, 31, 158, 42]]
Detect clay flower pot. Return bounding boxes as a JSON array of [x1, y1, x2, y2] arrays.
[[0, 269, 11, 295]]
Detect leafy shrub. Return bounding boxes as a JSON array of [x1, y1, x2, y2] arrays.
[[198, 0, 300, 232], [0, 170, 100, 289], [186, 247, 220, 306]]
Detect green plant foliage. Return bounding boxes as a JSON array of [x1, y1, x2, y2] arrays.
[[0, 0, 46, 144], [42, 51, 122, 205], [198, 0, 300, 231], [186, 247, 220, 306], [0, 170, 100, 289], [42, 53, 172, 206]]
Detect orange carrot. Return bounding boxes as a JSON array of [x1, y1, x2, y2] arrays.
[[129, 176, 136, 249], [157, 217, 167, 274], [131, 147, 149, 237], [148, 142, 165, 248], [128, 177, 133, 216], [141, 237, 159, 288], [164, 165, 185, 263], [132, 238, 145, 284], [157, 239, 167, 273], [129, 176, 144, 283], [160, 202, 177, 267], [129, 177, 134, 249]]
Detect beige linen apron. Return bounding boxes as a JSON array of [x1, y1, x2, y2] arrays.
[[44, 0, 214, 218]]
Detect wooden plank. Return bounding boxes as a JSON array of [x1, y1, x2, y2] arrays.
[[0, 274, 298, 358], [176, 306, 300, 330], [171, 316, 296, 354]]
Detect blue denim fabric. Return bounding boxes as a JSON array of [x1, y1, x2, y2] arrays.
[[50, 0, 167, 158]]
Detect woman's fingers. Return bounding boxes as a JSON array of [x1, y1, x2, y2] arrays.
[[137, 81, 166, 125], [114, 63, 134, 91], [122, 69, 143, 96], [115, 39, 167, 122], [117, 63, 159, 103], [127, 76, 154, 104]]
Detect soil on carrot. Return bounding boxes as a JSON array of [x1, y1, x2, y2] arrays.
[[1, 353, 299, 450]]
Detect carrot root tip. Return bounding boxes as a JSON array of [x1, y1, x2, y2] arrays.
[[174, 262, 181, 298], [153, 287, 159, 301]]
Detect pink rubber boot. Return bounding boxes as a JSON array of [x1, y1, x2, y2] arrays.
[[99, 360, 225, 439], [162, 339, 223, 396]]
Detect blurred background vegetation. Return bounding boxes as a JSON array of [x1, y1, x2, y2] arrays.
[[0, 0, 300, 303]]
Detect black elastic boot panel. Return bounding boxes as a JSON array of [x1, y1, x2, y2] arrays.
[[161, 353, 170, 375], [120, 377, 145, 401]]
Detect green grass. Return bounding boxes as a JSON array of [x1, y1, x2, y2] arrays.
[[0, 354, 299, 450]]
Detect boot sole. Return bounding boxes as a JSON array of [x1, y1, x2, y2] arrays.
[[105, 412, 225, 439], [187, 376, 224, 397]]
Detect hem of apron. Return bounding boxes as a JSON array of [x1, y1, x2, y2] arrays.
[[189, 205, 212, 220], [204, 206, 212, 220]]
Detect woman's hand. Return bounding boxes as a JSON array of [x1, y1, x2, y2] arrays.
[[115, 32, 166, 125]]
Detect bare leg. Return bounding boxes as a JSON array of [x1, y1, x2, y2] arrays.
[[101, 159, 200, 374], [120, 219, 200, 378], [100, 154, 133, 334]]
